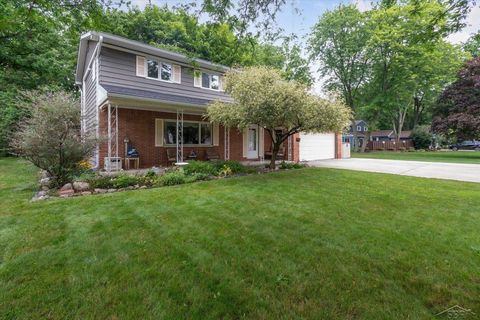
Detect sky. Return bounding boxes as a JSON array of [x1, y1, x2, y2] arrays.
[[128, 0, 480, 93]]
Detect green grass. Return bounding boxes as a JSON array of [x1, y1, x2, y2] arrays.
[[352, 150, 480, 164], [1, 157, 480, 319]]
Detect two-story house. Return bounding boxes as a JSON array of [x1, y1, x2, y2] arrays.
[[76, 32, 343, 169], [343, 120, 368, 149]]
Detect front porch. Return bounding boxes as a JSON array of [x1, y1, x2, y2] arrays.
[[97, 103, 296, 171]]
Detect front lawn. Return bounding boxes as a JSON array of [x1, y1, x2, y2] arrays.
[[352, 150, 480, 164], [1, 157, 479, 319]]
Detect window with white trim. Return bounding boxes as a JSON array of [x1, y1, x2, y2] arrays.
[[147, 59, 172, 81], [201, 72, 220, 90], [357, 125, 362, 131], [164, 120, 213, 145]]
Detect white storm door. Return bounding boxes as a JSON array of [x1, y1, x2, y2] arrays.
[[247, 126, 259, 159]]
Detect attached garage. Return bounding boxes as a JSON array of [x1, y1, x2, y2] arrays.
[[299, 133, 336, 161]]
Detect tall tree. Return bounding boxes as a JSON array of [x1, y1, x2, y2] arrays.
[[432, 57, 480, 140], [309, 5, 373, 151], [360, 0, 464, 143]]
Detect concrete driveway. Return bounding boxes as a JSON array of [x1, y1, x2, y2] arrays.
[[308, 158, 480, 183]]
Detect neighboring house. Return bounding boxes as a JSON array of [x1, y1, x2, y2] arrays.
[[343, 120, 368, 149], [370, 130, 412, 142], [76, 32, 343, 169]]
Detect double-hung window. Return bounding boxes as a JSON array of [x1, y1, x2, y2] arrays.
[[147, 59, 172, 82], [201, 72, 220, 90], [164, 121, 213, 146]]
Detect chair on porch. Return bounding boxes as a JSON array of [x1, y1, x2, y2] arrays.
[[206, 148, 220, 161], [166, 149, 177, 165]]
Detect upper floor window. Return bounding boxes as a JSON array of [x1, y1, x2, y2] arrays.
[[357, 125, 362, 131], [364, 126, 368, 131], [194, 70, 223, 91], [201, 72, 220, 90], [147, 59, 172, 81]]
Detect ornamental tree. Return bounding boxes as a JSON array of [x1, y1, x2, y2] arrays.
[[207, 66, 351, 169], [10, 91, 97, 187], [432, 57, 480, 141]]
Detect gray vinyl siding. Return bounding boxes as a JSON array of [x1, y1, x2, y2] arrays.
[[82, 43, 99, 167], [99, 47, 231, 102]]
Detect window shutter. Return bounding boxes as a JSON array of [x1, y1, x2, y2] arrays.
[[155, 119, 164, 147], [242, 128, 248, 158], [194, 71, 201, 87], [219, 75, 225, 91], [259, 127, 264, 159], [136, 56, 146, 77], [213, 123, 219, 146], [173, 64, 181, 83]]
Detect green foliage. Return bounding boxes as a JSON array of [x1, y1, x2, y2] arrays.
[[10, 91, 96, 187], [464, 32, 480, 58], [217, 165, 233, 177], [111, 174, 140, 189], [87, 176, 114, 189], [185, 172, 211, 183], [183, 161, 217, 176], [160, 170, 187, 186], [309, 5, 372, 111], [279, 161, 304, 170], [212, 160, 246, 174], [411, 126, 433, 150]]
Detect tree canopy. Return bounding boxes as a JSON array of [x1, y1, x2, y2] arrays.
[[432, 57, 480, 140], [207, 66, 351, 168]]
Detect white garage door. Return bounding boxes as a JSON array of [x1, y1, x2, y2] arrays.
[[299, 133, 335, 161]]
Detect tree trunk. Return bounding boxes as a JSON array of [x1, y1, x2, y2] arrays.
[[269, 142, 280, 169], [360, 131, 371, 152]]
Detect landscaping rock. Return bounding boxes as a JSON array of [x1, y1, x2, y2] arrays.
[[41, 185, 50, 191], [40, 170, 51, 179], [31, 191, 50, 202], [107, 188, 116, 193], [59, 189, 75, 197], [94, 188, 107, 193], [139, 186, 147, 189], [40, 177, 50, 187], [60, 183, 73, 191], [73, 181, 90, 192], [81, 191, 92, 196], [59, 183, 74, 197]]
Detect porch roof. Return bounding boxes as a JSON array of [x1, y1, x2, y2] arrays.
[[102, 84, 217, 108]]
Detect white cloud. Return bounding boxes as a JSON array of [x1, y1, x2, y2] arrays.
[[447, 5, 480, 44]]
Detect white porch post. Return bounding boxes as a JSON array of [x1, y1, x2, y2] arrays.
[[107, 103, 111, 167], [176, 109, 184, 163], [106, 103, 119, 172]]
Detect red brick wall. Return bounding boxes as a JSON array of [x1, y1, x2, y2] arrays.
[[98, 107, 277, 168]]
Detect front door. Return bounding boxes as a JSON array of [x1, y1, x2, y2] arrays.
[[247, 125, 259, 159]]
